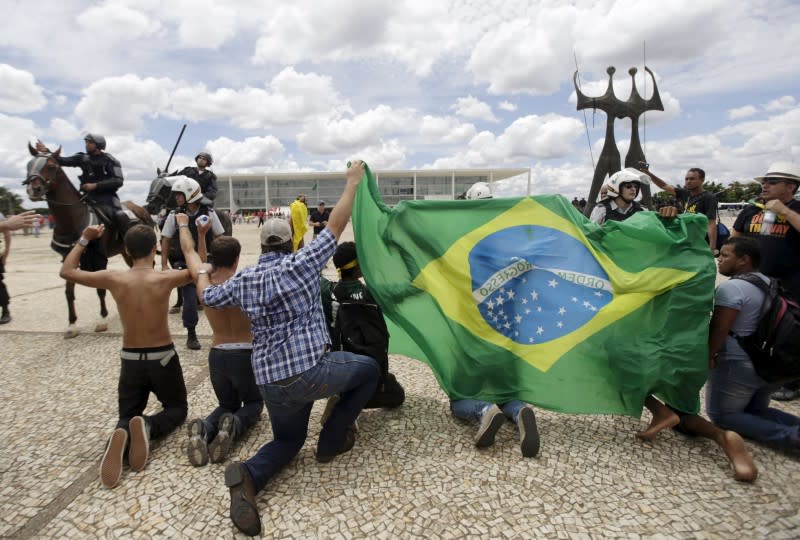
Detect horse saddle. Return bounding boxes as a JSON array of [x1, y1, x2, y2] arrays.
[[89, 206, 139, 241]]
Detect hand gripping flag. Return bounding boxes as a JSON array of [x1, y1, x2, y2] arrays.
[[353, 166, 716, 416]]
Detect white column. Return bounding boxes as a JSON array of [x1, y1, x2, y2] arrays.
[[228, 176, 236, 213], [413, 172, 417, 200], [527, 167, 532, 196], [264, 175, 269, 209], [451, 170, 456, 199]]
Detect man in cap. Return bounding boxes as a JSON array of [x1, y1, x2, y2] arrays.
[[732, 162, 800, 401], [197, 161, 380, 536]]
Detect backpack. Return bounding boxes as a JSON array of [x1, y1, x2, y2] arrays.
[[715, 221, 730, 250], [330, 288, 405, 409], [730, 273, 800, 383]]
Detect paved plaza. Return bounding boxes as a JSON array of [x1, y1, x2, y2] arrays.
[[1, 218, 799, 539]]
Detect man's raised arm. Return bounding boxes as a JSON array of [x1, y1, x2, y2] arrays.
[[326, 160, 364, 241]]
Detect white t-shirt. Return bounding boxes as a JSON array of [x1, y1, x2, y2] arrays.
[[715, 273, 769, 362], [160, 208, 224, 237]]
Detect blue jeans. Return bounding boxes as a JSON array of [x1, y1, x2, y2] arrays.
[[202, 348, 263, 441], [450, 399, 527, 423], [243, 351, 380, 493], [707, 356, 800, 451]]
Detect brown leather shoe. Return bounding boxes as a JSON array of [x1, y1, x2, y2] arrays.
[[225, 462, 261, 536], [316, 427, 356, 463]]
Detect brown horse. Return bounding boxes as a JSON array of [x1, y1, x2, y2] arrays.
[[24, 144, 154, 338]]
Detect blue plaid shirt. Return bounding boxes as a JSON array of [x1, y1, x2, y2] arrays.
[[203, 229, 336, 384]]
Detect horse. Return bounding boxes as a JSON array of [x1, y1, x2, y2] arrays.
[[145, 172, 233, 235], [24, 144, 154, 338]]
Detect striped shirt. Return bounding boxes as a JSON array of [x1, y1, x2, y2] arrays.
[[203, 228, 336, 384]]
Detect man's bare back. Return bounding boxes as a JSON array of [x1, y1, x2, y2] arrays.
[[60, 224, 191, 348], [204, 271, 252, 347]]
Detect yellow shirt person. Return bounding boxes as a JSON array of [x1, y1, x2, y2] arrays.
[[289, 195, 309, 250]]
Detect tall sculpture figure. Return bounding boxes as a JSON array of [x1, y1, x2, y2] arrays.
[[574, 66, 663, 216]]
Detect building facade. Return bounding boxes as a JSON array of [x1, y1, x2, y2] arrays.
[[213, 168, 531, 213]]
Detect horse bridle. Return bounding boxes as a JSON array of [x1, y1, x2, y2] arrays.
[[24, 153, 88, 206]]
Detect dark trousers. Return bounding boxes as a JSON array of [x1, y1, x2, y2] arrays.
[[204, 348, 264, 440], [0, 260, 8, 308], [116, 353, 188, 440], [181, 282, 198, 329]]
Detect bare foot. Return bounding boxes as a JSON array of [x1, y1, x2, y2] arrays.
[[720, 431, 758, 482], [636, 399, 680, 440]]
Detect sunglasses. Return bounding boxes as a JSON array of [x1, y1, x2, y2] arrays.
[[620, 182, 639, 189], [761, 179, 791, 185]]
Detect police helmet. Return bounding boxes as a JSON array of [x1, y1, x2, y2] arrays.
[[171, 176, 203, 203], [84, 133, 106, 150], [195, 152, 213, 166], [465, 181, 493, 200]]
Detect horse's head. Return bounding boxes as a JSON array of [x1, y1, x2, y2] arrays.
[[145, 171, 176, 214], [24, 143, 62, 201]]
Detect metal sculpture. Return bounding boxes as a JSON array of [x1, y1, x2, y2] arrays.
[[574, 66, 663, 215]]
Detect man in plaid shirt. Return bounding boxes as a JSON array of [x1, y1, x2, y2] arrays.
[[196, 161, 380, 536]]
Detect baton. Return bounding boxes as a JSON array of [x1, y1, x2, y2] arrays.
[[164, 124, 187, 173]]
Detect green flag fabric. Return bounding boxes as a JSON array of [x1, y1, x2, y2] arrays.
[[353, 166, 716, 416]]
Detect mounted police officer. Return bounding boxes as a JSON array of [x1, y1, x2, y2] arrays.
[[36, 134, 129, 234], [159, 177, 224, 350], [170, 151, 218, 206], [589, 168, 650, 225]]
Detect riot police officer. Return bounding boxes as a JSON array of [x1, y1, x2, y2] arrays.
[[36, 134, 129, 232], [170, 151, 218, 206]]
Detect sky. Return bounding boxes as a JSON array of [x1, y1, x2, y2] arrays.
[[1, 0, 798, 208]]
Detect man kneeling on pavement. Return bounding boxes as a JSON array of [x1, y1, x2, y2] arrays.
[[195, 161, 380, 537]]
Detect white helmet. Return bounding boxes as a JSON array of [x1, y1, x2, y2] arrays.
[[171, 176, 203, 203], [605, 168, 649, 197], [466, 181, 493, 200]]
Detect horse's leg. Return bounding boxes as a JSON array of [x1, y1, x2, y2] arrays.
[[95, 288, 109, 332], [65, 281, 80, 339]]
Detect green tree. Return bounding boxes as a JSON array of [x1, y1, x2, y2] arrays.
[[0, 186, 25, 215]]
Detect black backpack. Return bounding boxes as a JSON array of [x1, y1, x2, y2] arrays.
[[730, 273, 800, 383], [331, 290, 404, 409]]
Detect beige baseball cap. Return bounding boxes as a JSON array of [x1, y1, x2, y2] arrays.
[[260, 218, 292, 246]]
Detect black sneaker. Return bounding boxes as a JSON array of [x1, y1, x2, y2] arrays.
[[209, 413, 234, 464], [187, 419, 209, 467], [225, 462, 261, 536], [0, 312, 10, 324], [517, 406, 540, 458]]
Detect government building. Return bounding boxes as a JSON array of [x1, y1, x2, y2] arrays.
[[212, 168, 530, 212]]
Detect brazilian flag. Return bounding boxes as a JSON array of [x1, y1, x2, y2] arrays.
[[353, 166, 716, 416]]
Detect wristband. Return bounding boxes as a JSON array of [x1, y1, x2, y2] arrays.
[[78, 237, 90, 247], [197, 269, 208, 275], [178, 224, 189, 229]]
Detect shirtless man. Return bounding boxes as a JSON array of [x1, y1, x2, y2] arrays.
[[60, 224, 191, 489], [177, 213, 263, 466]]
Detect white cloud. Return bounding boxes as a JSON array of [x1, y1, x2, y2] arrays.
[[451, 96, 498, 123], [498, 101, 517, 112], [764, 95, 796, 112], [73, 68, 345, 134], [297, 105, 416, 155], [323, 139, 407, 171], [76, 3, 161, 42], [419, 116, 477, 143], [0, 113, 39, 179], [728, 105, 758, 120], [426, 114, 584, 168], [0, 64, 46, 114], [205, 135, 286, 170]]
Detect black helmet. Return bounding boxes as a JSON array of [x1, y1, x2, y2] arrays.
[[195, 151, 213, 166], [84, 133, 106, 150]]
